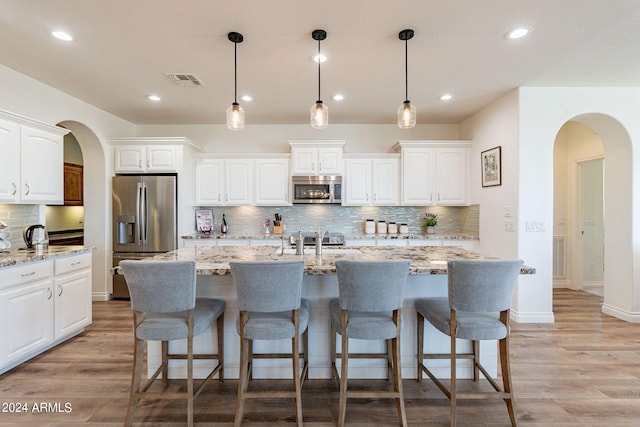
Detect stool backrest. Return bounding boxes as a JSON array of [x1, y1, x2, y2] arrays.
[[119, 260, 197, 313], [230, 260, 304, 312], [335, 260, 409, 312], [447, 259, 524, 313]]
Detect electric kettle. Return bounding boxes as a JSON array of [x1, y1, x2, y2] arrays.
[[23, 224, 48, 249]]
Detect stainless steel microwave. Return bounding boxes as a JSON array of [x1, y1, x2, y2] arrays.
[[292, 175, 342, 204]]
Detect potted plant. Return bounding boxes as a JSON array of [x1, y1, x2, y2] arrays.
[[422, 212, 438, 234]]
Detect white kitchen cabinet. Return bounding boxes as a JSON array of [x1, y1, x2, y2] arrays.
[[114, 144, 178, 173], [54, 253, 92, 340], [254, 158, 290, 205], [0, 261, 54, 371], [0, 110, 67, 204], [396, 141, 470, 206], [289, 141, 345, 175], [344, 156, 399, 206], [0, 252, 93, 374], [194, 158, 253, 206]]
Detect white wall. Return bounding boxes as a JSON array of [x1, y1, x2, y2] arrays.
[[519, 87, 640, 322], [135, 123, 459, 154]]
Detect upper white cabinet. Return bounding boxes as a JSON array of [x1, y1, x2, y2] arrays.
[[109, 137, 203, 174], [194, 157, 254, 206], [255, 158, 290, 205], [0, 110, 67, 204], [395, 141, 470, 206], [344, 155, 400, 206], [289, 140, 345, 176]]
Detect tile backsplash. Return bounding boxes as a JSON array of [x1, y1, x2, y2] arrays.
[[189, 204, 479, 236], [0, 204, 41, 248]]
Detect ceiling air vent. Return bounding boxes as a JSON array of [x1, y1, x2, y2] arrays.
[[165, 73, 203, 86]]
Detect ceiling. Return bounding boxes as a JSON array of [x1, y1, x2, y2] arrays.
[[2, 0, 640, 126]]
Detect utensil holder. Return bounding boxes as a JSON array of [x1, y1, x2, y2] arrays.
[[273, 224, 284, 235]]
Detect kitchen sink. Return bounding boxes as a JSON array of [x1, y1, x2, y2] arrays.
[[276, 248, 362, 255]]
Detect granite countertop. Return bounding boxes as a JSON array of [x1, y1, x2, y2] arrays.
[[182, 232, 479, 241], [0, 246, 91, 269], [151, 245, 533, 276]]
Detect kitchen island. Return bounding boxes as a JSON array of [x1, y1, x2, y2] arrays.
[[148, 245, 533, 381]]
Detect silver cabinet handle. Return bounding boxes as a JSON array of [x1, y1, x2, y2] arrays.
[[47, 287, 52, 300], [25, 183, 30, 195], [58, 285, 63, 297], [218, 193, 221, 202], [71, 261, 81, 266], [21, 271, 36, 277], [11, 182, 16, 195], [373, 193, 377, 202], [319, 162, 322, 171], [138, 160, 142, 168]]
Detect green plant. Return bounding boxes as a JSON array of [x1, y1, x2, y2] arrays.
[[423, 212, 438, 227]]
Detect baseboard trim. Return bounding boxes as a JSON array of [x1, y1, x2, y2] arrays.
[[602, 304, 640, 323]]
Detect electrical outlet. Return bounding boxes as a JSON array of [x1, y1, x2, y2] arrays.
[[504, 221, 514, 232], [504, 206, 512, 218], [526, 221, 545, 232]]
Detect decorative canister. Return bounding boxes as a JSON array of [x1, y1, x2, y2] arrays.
[[377, 220, 387, 234], [365, 219, 376, 234], [399, 223, 409, 234], [388, 222, 398, 234]]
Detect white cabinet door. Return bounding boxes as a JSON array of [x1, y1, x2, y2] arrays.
[[114, 145, 146, 172], [317, 147, 342, 175], [255, 158, 290, 205], [291, 146, 343, 175], [402, 148, 436, 205], [54, 269, 92, 340], [372, 158, 400, 205], [225, 159, 253, 205], [0, 118, 20, 202], [146, 145, 177, 172], [0, 279, 54, 367], [291, 147, 318, 175], [436, 148, 468, 205], [344, 159, 371, 205], [114, 145, 178, 173], [195, 159, 224, 205], [20, 126, 64, 203]]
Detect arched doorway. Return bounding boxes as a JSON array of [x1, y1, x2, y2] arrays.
[[552, 114, 633, 320], [57, 121, 110, 301]]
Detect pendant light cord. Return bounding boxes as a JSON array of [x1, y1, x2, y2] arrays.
[[234, 41, 238, 104], [317, 38, 321, 102], [404, 38, 408, 102]]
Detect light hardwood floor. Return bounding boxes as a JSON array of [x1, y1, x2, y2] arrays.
[[0, 289, 639, 426]]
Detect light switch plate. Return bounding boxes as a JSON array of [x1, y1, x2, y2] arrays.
[[526, 221, 545, 232]]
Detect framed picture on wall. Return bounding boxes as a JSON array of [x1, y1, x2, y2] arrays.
[[481, 146, 502, 187]]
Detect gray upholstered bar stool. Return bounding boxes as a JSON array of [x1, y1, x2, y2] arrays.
[[330, 260, 410, 427], [119, 260, 225, 427], [415, 259, 524, 427], [229, 260, 308, 427]]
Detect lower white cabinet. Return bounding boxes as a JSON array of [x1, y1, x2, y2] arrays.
[[54, 253, 92, 340], [0, 252, 92, 374]]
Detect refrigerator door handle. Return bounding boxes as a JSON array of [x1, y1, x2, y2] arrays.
[[136, 182, 143, 244], [142, 182, 148, 244]]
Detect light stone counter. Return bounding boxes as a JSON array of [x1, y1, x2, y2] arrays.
[[153, 245, 533, 275], [148, 245, 533, 381], [0, 245, 91, 269]]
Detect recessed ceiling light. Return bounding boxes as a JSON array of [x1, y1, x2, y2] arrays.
[[147, 94, 161, 102], [51, 30, 73, 41], [313, 54, 327, 63], [333, 94, 344, 101], [439, 94, 453, 101], [505, 26, 532, 40], [241, 95, 252, 102]]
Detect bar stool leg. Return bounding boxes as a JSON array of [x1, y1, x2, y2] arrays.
[[416, 311, 424, 382], [338, 311, 349, 427]]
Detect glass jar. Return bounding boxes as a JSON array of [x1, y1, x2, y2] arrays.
[[365, 219, 376, 234]]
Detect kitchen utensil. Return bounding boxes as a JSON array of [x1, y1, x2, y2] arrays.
[[23, 224, 48, 249]]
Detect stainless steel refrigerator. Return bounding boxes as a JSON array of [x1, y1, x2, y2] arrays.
[[112, 174, 177, 298]]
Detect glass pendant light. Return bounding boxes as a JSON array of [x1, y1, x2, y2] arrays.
[[310, 29, 328, 129], [226, 32, 245, 130], [397, 29, 416, 129]]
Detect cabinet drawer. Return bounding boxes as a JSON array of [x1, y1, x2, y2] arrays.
[[55, 253, 91, 275], [0, 261, 53, 290]]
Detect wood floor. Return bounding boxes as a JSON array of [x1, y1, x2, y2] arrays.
[[1, 288, 639, 426]]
